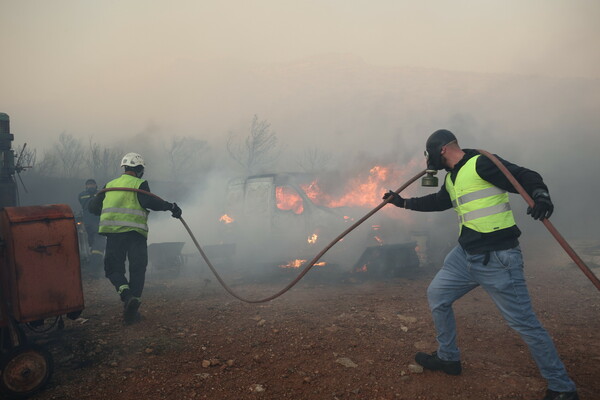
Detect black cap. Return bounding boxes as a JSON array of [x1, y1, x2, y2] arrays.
[[85, 179, 97, 185]]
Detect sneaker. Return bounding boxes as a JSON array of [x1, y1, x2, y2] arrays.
[[123, 297, 141, 325], [415, 351, 462, 375], [541, 389, 579, 400]]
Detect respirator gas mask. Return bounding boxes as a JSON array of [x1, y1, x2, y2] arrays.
[[421, 129, 457, 187]]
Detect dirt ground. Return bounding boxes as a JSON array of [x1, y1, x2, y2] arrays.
[[26, 240, 600, 400]]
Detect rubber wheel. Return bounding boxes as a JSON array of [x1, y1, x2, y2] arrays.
[[0, 344, 54, 399]]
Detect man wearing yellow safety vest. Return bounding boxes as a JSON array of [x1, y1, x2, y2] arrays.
[[89, 152, 182, 325], [383, 130, 577, 400]]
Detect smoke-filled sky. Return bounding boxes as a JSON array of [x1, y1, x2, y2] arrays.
[[3, 1, 599, 78], [2, 0, 599, 149], [2, 0, 600, 239]]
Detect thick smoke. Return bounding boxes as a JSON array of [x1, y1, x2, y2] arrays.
[[14, 57, 600, 285]]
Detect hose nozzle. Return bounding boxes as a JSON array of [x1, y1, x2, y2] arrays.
[[421, 169, 438, 187]]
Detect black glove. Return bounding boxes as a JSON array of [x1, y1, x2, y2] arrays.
[[170, 202, 182, 219], [382, 190, 405, 208], [527, 191, 553, 220]]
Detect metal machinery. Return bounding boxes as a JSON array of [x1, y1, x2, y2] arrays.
[[0, 113, 85, 398], [148, 241, 185, 276]]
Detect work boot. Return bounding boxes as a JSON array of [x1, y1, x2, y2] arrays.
[[541, 389, 579, 400], [129, 311, 142, 324], [415, 351, 462, 375], [123, 297, 141, 325]]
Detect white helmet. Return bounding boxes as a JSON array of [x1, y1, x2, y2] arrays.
[[120, 152, 145, 168]]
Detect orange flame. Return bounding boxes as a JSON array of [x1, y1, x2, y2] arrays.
[[219, 214, 234, 224], [355, 264, 368, 272], [279, 259, 327, 268], [279, 259, 306, 268], [276, 186, 304, 214], [300, 164, 415, 209], [308, 233, 318, 244]]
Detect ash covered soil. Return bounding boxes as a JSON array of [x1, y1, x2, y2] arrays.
[[31, 242, 600, 400]]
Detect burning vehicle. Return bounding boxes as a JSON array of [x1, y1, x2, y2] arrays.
[[214, 167, 425, 279]]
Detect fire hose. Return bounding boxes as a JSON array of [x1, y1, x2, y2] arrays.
[[99, 169, 425, 303], [477, 149, 600, 291], [98, 151, 599, 304]]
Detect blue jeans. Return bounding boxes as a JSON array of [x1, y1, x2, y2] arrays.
[[427, 245, 576, 392]]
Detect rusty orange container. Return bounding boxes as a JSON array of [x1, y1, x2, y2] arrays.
[[0, 204, 84, 323]]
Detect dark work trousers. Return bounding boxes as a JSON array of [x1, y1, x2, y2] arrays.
[[85, 223, 99, 247], [90, 234, 106, 272], [104, 231, 148, 299], [86, 223, 106, 269]]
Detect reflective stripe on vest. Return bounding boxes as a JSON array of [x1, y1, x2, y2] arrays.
[[445, 155, 516, 234], [461, 202, 511, 223], [99, 174, 149, 237], [99, 219, 149, 231], [101, 207, 148, 217], [450, 186, 505, 208]]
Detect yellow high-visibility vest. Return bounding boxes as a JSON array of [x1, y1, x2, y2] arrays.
[[445, 155, 516, 234], [99, 174, 149, 237]]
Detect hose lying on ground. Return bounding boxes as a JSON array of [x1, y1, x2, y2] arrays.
[[99, 154, 599, 302], [99, 169, 426, 303]]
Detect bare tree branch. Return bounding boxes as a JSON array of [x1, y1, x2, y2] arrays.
[[227, 115, 279, 174], [36, 150, 59, 176], [87, 137, 121, 181], [296, 146, 332, 173], [53, 132, 84, 177], [165, 136, 210, 181]]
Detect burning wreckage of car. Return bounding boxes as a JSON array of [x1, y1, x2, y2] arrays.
[[199, 167, 430, 281]]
